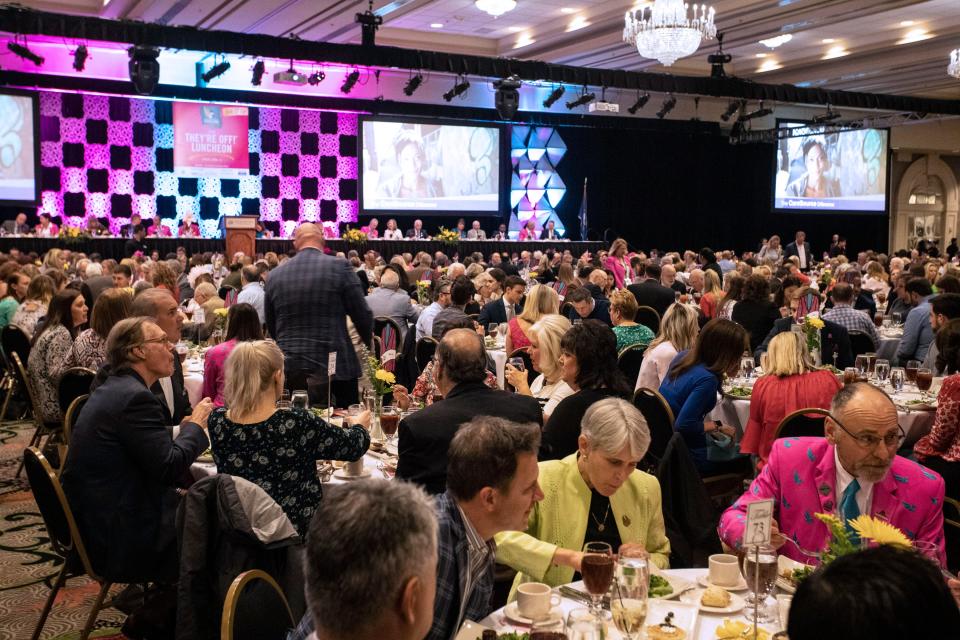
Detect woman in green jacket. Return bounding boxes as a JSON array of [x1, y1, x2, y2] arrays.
[[496, 397, 671, 598]]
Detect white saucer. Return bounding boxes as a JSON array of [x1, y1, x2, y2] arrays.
[[502, 602, 562, 625], [697, 574, 749, 591], [333, 469, 372, 480], [680, 588, 746, 614]]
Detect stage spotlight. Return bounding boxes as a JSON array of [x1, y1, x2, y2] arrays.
[[202, 60, 231, 83], [251, 60, 265, 85], [443, 78, 470, 102], [403, 73, 423, 96], [627, 92, 650, 115], [720, 99, 744, 122], [341, 69, 360, 93], [493, 74, 522, 120], [543, 86, 565, 108], [72, 45, 88, 72], [739, 101, 773, 122], [812, 106, 842, 124], [308, 71, 326, 85], [565, 91, 595, 110], [656, 96, 677, 119], [8, 41, 44, 66], [128, 46, 160, 96]]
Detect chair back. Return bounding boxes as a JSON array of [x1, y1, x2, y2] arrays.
[[507, 348, 537, 386], [219, 286, 239, 308], [57, 368, 95, 417], [221, 569, 295, 640], [848, 331, 874, 358], [62, 394, 88, 452], [2, 324, 31, 368], [617, 344, 646, 387], [11, 351, 43, 423], [415, 337, 438, 374], [635, 306, 661, 334], [22, 447, 100, 579], [374, 316, 404, 373], [633, 387, 676, 462], [774, 407, 832, 439]]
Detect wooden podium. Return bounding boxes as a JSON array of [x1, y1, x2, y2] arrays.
[[224, 215, 258, 258]]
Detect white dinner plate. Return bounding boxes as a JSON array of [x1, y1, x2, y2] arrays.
[[697, 574, 749, 592], [650, 568, 694, 600], [680, 587, 746, 614], [333, 469, 372, 480], [776, 555, 815, 594], [502, 602, 563, 625]]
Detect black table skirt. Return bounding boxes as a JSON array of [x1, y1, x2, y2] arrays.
[[0, 237, 606, 262]]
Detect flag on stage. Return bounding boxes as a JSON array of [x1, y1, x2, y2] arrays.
[[578, 177, 588, 241]]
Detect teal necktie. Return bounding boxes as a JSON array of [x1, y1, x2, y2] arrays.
[[840, 478, 861, 542]]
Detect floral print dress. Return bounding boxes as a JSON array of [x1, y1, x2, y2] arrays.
[[28, 325, 72, 422], [208, 407, 370, 535]]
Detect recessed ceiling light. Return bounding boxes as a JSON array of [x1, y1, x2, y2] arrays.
[[514, 33, 535, 49], [900, 20, 914, 27], [757, 59, 782, 73], [430, 23, 443, 28], [823, 45, 849, 59], [507, 26, 524, 33], [897, 28, 933, 44], [561, 7, 576, 14], [759, 34, 793, 49], [755, 53, 768, 58], [566, 15, 589, 31], [821, 38, 836, 44]]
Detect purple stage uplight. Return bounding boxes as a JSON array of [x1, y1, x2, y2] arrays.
[[32, 89, 360, 238]]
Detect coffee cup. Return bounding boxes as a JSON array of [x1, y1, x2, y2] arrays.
[[344, 458, 365, 477], [708, 553, 742, 587], [516, 582, 561, 620]]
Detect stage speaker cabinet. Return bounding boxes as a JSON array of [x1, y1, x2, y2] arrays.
[[224, 215, 258, 260]]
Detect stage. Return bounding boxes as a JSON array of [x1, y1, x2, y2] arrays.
[[0, 237, 606, 262]]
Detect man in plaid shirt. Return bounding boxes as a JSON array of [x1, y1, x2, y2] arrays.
[[823, 282, 880, 349], [265, 223, 372, 407], [289, 417, 543, 640]]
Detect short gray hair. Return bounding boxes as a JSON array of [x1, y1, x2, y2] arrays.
[[130, 287, 173, 319], [105, 316, 155, 369], [305, 480, 437, 636], [580, 397, 651, 459], [380, 268, 400, 290], [85, 262, 103, 277]]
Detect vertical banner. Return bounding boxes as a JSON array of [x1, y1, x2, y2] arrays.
[[578, 177, 589, 241], [173, 102, 249, 178]]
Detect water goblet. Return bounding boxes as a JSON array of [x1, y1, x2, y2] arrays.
[[854, 355, 870, 380], [742, 544, 778, 623], [741, 356, 755, 381], [916, 367, 934, 399], [277, 389, 291, 410], [890, 367, 906, 393], [874, 359, 890, 386], [565, 608, 603, 640], [612, 551, 649, 640], [487, 322, 499, 338]]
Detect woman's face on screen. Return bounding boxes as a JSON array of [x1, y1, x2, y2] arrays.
[[805, 144, 827, 181], [398, 143, 422, 177]]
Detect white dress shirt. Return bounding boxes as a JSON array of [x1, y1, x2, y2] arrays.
[[834, 446, 874, 517]]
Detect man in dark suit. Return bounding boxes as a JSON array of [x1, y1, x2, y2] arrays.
[[62, 317, 211, 584], [1, 212, 30, 235], [784, 230, 813, 271], [477, 275, 525, 327], [628, 264, 676, 320], [699, 247, 723, 283], [266, 223, 373, 407], [119, 213, 143, 238], [540, 220, 560, 240], [396, 328, 542, 494], [131, 288, 193, 424], [406, 219, 428, 240], [564, 286, 612, 326], [125, 224, 149, 257], [754, 285, 853, 369]]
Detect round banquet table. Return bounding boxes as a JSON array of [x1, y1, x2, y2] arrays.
[[875, 327, 903, 362], [480, 569, 785, 640], [183, 357, 204, 407]]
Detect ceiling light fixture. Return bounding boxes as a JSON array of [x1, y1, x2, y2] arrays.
[[655, 95, 676, 119], [403, 73, 424, 96], [757, 59, 782, 72], [898, 28, 933, 45], [475, 0, 517, 17], [8, 41, 44, 66], [128, 46, 160, 95], [720, 99, 744, 121], [515, 33, 535, 48], [567, 16, 590, 31], [900, 20, 914, 27], [443, 78, 470, 102], [821, 38, 835, 44], [430, 23, 443, 28], [72, 45, 88, 72], [201, 59, 231, 83], [341, 69, 360, 94], [623, 0, 717, 66], [561, 7, 576, 14], [812, 105, 842, 123], [759, 34, 792, 49], [308, 71, 326, 85], [251, 60, 265, 85], [543, 86, 565, 108], [949, 49, 960, 79], [823, 45, 848, 59], [493, 75, 522, 120], [627, 92, 650, 114], [565, 88, 595, 109], [739, 101, 773, 122]]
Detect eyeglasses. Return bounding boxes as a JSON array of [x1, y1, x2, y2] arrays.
[[139, 336, 173, 348], [828, 413, 905, 450]]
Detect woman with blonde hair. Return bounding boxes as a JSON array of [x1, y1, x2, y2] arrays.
[[742, 331, 840, 468], [41, 248, 64, 274], [551, 262, 579, 300], [11, 274, 56, 338], [505, 283, 559, 354], [504, 314, 574, 421], [698, 268, 725, 319], [636, 303, 699, 391], [609, 289, 655, 351], [152, 260, 179, 302], [603, 238, 630, 289], [208, 340, 371, 535], [757, 235, 783, 263], [472, 270, 498, 307]]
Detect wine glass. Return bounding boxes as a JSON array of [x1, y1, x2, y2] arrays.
[[890, 367, 906, 393], [487, 322, 499, 339], [565, 608, 603, 640], [277, 389, 291, 410], [580, 542, 614, 618], [740, 356, 755, 381], [892, 311, 903, 326], [497, 322, 509, 344], [906, 360, 921, 384], [380, 405, 401, 444], [742, 544, 778, 623], [854, 355, 870, 380], [916, 367, 934, 400], [612, 551, 649, 640], [874, 359, 890, 386]]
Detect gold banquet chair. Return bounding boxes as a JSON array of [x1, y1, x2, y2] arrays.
[[221, 569, 295, 640]]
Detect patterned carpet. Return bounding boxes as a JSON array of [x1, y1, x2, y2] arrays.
[[0, 420, 126, 640]]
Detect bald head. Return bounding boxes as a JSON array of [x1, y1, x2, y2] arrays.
[[831, 382, 896, 419], [294, 223, 325, 250], [436, 328, 487, 387]]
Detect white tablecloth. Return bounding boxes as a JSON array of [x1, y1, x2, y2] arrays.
[[480, 569, 784, 640], [489, 347, 507, 389], [876, 336, 900, 362], [190, 442, 397, 483], [184, 358, 204, 406]]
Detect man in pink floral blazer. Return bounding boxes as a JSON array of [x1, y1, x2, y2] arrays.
[[720, 383, 946, 566]]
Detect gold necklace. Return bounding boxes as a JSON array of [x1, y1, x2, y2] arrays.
[[590, 500, 611, 532]]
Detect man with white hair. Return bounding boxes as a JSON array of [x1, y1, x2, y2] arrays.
[[81, 261, 115, 306], [366, 268, 420, 335], [447, 262, 466, 281]]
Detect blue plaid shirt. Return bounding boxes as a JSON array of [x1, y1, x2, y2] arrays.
[[822, 304, 880, 349], [265, 247, 372, 380]]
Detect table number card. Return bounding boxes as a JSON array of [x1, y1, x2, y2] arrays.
[[328, 352, 337, 377], [745, 499, 775, 546]]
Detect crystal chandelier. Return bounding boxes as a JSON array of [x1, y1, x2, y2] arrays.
[[950, 49, 960, 79], [475, 0, 517, 18], [623, 0, 717, 67]]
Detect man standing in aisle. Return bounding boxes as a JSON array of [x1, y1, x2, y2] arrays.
[[785, 230, 812, 271], [265, 222, 372, 407]]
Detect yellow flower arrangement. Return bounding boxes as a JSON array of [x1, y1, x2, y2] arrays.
[[343, 227, 368, 246], [804, 316, 825, 330], [814, 512, 914, 566], [360, 344, 395, 397], [416, 279, 432, 305], [374, 369, 396, 385], [849, 515, 912, 548], [435, 226, 460, 245], [213, 307, 229, 318]]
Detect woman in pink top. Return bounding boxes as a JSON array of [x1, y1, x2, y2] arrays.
[[741, 331, 841, 468], [517, 219, 537, 241], [603, 238, 630, 289], [201, 303, 263, 406], [914, 320, 960, 497]]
